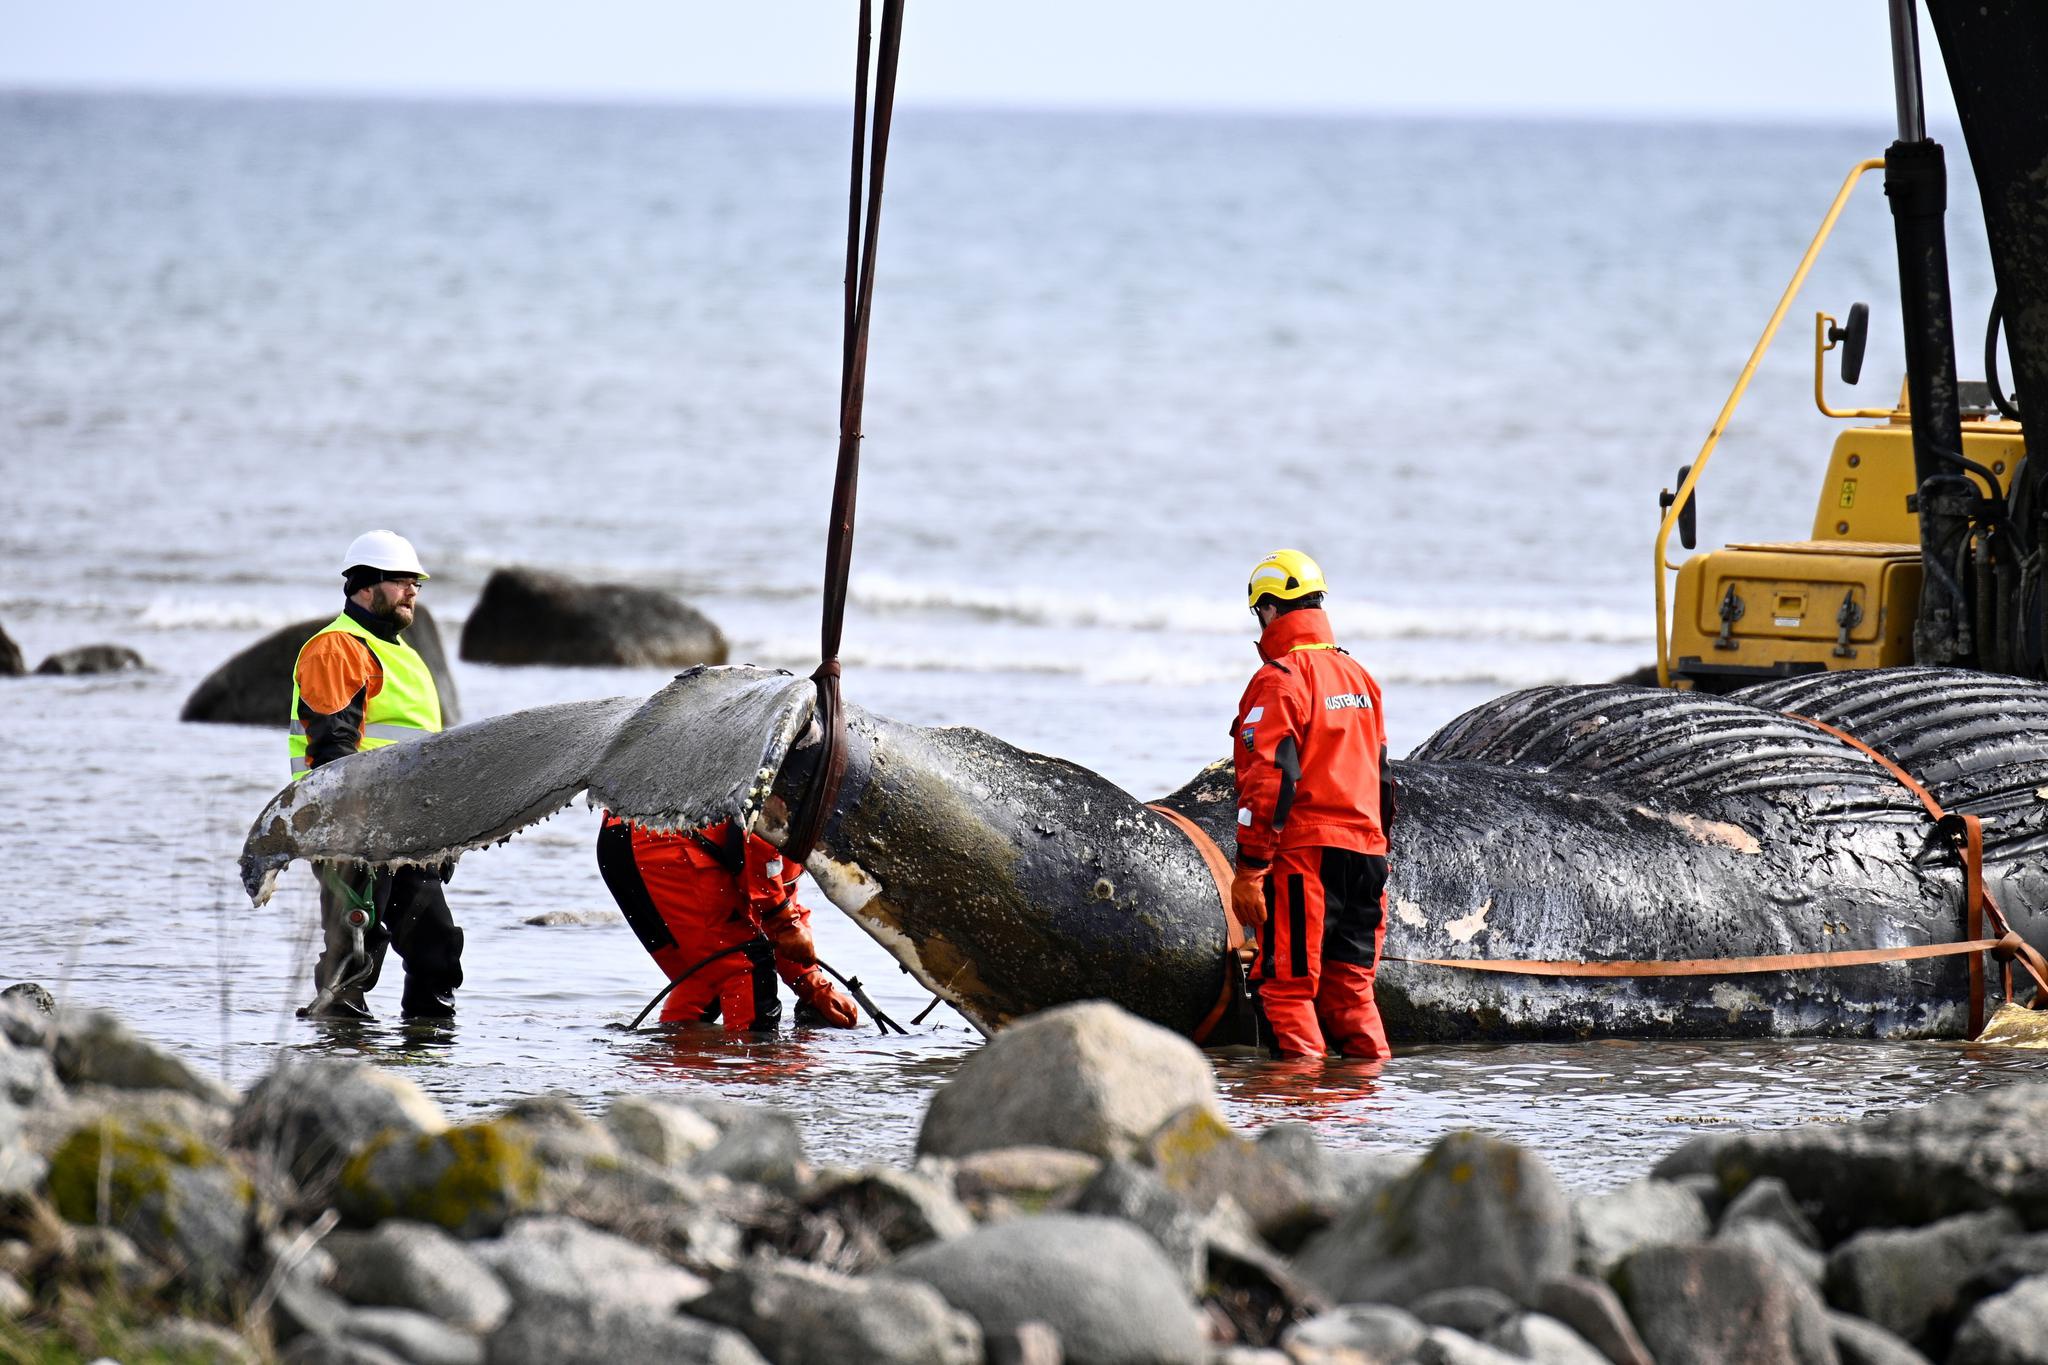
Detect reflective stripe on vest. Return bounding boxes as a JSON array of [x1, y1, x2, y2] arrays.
[[287, 611, 443, 778]]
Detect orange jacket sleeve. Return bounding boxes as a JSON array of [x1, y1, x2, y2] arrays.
[[1231, 661, 1308, 866], [296, 632, 380, 714]]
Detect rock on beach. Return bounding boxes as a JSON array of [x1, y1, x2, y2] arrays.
[[10, 986, 2048, 1365], [917, 1000, 1218, 1161], [457, 565, 728, 667], [34, 643, 146, 674]]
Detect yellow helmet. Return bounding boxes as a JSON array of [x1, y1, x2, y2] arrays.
[[1246, 549, 1328, 610]]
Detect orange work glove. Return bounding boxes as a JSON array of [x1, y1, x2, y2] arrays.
[[793, 969, 860, 1027], [1230, 865, 1269, 931], [762, 902, 818, 968]]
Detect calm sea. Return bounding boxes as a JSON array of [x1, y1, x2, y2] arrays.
[[3, 91, 2040, 1186]]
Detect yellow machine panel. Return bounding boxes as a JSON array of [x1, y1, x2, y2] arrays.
[[1668, 542, 1922, 689], [1808, 422, 2024, 544]]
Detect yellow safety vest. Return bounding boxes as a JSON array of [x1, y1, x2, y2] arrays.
[[288, 611, 443, 777]]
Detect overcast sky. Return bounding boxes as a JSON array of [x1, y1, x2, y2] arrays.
[[2, 1, 1959, 126]]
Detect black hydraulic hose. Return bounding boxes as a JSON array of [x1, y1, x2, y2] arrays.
[[816, 958, 909, 1035], [621, 940, 761, 1031]]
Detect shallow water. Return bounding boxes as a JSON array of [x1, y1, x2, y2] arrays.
[[5, 92, 2046, 1190]]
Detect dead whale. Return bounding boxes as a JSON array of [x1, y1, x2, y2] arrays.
[[240, 664, 2048, 1041]]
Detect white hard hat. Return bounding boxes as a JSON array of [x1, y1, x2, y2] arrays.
[[341, 530, 429, 580]]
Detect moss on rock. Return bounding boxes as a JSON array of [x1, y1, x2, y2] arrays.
[[338, 1120, 542, 1238], [47, 1121, 238, 1234]]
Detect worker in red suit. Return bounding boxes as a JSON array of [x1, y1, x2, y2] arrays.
[[596, 814, 859, 1031], [1229, 549, 1395, 1060]]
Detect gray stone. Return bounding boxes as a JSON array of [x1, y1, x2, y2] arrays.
[[262, 1223, 339, 1294], [1410, 1286, 1517, 1336], [459, 566, 727, 668], [986, 1321, 1063, 1365], [343, 1306, 486, 1365], [1279, 1304, 1426, 1364], [1073, 1159, 1208, 1290], [1533, 1274, 1652, 1365], [886, 1213, 1207, 1365], [50, 1007, 235, 1104], [1483, 1313, 1610, 1365], [1717, 1218, 1825, 1287], [691, 1256, 981, 1365], [183, 605, 462, 726], [1949, 1274, 2048, 1365], [1720, 1175, 1820, 1249], [472, 1215, 706, 1312], [0, 1133, 45, 1198], [1252, 1125, 1415, 1232], [25, 1083, 233, 1156], [1293, 1131, 1572, 1307], [1827, 1312, 1931, 1365], [44, 1118, 252, 1306], [1711, 1082, 2048, 1240], [0, 984, 56, 1017], [62, 1224, 164, 1297], [134, 1317, 261, 1365], [0, 622, 22, 676], [271, 1275, 355, 1344], [1573, 1178, 1710, 1278], [1145, 1105, 1319, 1247], [1649, 1132, 1737, 1182], [690, 1105, 806, 1191], [336, 1121, 542, 1239], [282, 1338, 410, 1365], [917, 1002, 1218, 1162], [232, 1058, 448, 1193], [1612, 1241, 1836, 1365], [949, 1145, 1104, 1219], [1414, 1328, 1524, 1365], [487, 1298, 765, 1365], [495, 1096, 626, 1182], [0, 1271, 28, 1319], [1669, 1172, 1726, 1223], [1968, 1231, 2048, 1299], [1824, 1208, 2019, 1349], [605, 1096, 721, 1170], [0, 1037, 59, 1108], [35, 643, 146, 675], [325, 1220, 512, 1333], [798, 1165, 974, 1269]]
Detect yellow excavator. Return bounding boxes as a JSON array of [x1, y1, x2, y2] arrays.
[[1654, 0, 2046, 692]]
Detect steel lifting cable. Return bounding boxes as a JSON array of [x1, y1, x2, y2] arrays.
[[783, 0, 907, 868]]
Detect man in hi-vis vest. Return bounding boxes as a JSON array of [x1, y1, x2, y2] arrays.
[[289, 530, 463, 1021]]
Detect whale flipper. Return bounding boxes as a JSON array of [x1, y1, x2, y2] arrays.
[[239, 666, 813, 904]]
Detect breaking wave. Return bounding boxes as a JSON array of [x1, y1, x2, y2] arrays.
[[846, 573, 1651, 646]]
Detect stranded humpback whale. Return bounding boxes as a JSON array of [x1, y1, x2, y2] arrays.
[[239, 664, 2048, 1041]]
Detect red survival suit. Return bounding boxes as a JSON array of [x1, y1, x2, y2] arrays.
[[596, 816, 858, 1030], [1231, 607, 1394, 1059]]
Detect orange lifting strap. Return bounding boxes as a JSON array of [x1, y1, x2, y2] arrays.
[[1147, 804, 1248, 1044], [1387, 709, 2048, 1038]]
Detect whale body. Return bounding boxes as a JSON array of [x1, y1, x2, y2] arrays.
[[239, 665, 2048, 1041]]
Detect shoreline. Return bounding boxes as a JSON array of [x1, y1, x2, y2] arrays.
[[5, 984, 2046, 1364]]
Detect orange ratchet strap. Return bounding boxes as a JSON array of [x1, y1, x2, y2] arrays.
[[1147, 804, 1247, 1044]]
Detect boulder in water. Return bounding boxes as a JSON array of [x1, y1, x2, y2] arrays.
[[457, 566, 727, 668], [0, 621, 22, 677], [35, 644, 146, 675], [181, 605, 461, 727]]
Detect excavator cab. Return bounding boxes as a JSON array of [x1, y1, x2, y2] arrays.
[[1652, 159, 2028, 692]]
